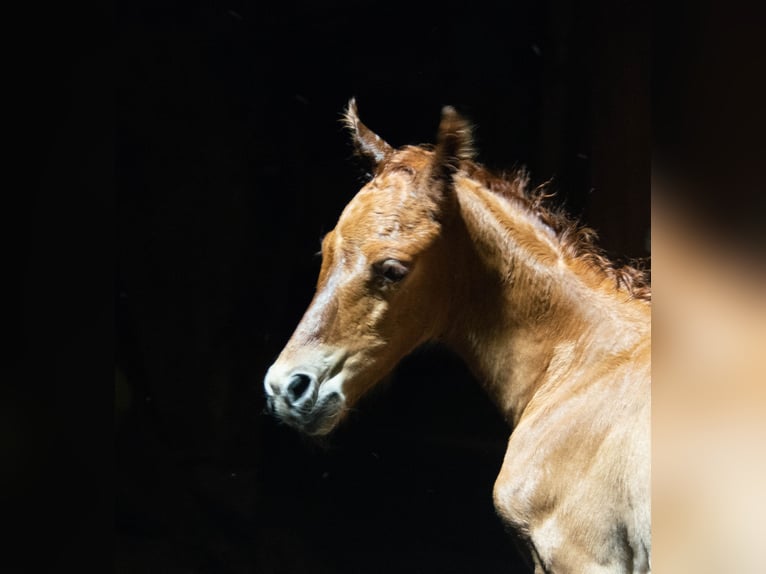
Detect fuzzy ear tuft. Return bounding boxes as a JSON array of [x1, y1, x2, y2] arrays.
[[425, 106, 475, 217], [433, 106, 476, 172], [342, 98, 393, 168]]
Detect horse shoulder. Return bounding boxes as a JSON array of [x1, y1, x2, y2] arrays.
[[492, 353, 651, 572]]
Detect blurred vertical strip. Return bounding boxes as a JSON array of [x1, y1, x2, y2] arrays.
[[653, 1, 766, 571]]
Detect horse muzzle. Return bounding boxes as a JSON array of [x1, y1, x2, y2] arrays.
[[264, 361, 347, 436]]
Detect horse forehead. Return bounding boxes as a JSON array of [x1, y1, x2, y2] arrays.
[[339, 173, 433, 236]]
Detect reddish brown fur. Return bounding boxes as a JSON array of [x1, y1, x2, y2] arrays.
[[265, 101, 651, 573], [463, 161, 652, 302]]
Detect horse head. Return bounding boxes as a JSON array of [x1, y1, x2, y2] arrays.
[[264, 100, 473, 435]]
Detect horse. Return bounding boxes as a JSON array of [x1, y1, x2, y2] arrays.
[[264, 99, 651, 573]]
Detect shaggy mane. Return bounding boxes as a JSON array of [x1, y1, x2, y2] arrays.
[[461, 161, 652, 303]]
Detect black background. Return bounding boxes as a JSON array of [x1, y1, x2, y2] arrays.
[[113, 1, 648, 572]]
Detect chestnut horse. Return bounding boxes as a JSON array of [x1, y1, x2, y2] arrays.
[[264, 100, 651, 573]]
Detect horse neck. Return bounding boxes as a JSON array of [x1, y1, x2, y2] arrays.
[[440, 175, 650, 426]]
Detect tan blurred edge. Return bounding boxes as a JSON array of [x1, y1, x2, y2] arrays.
[[652, 175, 766, 573]]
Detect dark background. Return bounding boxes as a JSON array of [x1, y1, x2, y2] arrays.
[[115, 1, 648, 572]]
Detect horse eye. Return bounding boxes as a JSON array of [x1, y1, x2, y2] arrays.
[[376, 259, 409, 283]]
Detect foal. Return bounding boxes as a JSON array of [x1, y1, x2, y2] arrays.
[[264, 100, 651, 573]]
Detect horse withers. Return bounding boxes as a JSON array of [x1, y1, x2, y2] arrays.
[[264, 100, 651, 573]]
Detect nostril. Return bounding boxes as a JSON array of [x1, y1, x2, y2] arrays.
[[287, 373, 313, 403]]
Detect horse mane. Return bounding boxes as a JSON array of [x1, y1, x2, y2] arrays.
[[461, 160, 652, 303]]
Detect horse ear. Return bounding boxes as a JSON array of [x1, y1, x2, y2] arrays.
[[424, 107, 474, 218], [433, 106, 475, 171], [342, 98, 393, 169]]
